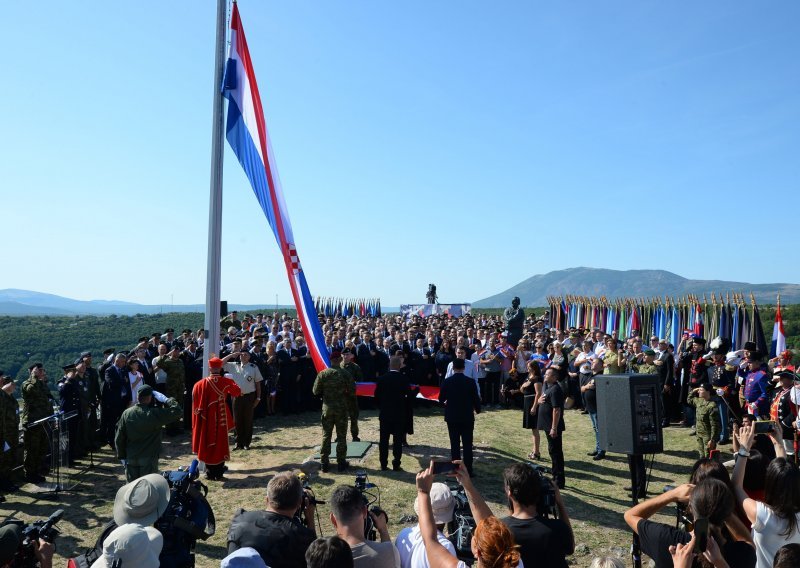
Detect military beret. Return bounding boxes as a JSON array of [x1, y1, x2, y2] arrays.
[[644, 349, 656, 356], [330, 350, 343, 359], [28, 363, 43, 372]]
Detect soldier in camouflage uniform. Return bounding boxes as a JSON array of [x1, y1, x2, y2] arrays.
[[115, 384, 183, 482], [633, 349, 659, 375], [687, 383, 721, 458], [313, 351, 356, 472], [21, 363, 53, 483], [0, 375, 20, 494], [153, 344, 185, 433], [339, 347, 362, 442]]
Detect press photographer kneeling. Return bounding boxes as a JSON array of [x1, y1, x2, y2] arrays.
[[227, 471, 318, 568]]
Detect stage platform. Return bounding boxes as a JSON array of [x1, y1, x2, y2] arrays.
[[312, 440, 372, 460]]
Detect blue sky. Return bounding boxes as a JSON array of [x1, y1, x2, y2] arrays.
[[2, 1, 798, 306]]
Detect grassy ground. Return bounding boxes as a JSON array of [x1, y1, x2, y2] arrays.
[[2, 404, 700, 567]]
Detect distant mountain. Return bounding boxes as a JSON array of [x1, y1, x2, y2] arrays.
[[0, 289, 292, 316], [472, 268, 800, 308]]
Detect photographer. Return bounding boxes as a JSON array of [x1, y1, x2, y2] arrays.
[[329, 485, 399, 567], [395, 482, 457, 568], [415, 462, 520, 568], [623, 479, 755, 568], [227, 471, 317, 568], [501, 463, 573, 568], [0, 523, 54, 568]]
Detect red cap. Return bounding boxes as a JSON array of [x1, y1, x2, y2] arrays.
[[208, 357, 224, 369]]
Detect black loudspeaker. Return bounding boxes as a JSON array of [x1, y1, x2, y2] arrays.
[[220, 300, 228, 317], [596, 374, 663, 455]]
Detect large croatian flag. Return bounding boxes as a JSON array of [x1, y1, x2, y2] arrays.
[[223, 3, 330, 371]]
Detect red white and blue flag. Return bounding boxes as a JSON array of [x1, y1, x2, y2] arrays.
[[771, 304, 786, 358], [223, 3, 329, 371]]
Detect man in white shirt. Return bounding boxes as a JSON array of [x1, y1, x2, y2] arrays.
[[394, 482, 456, 568], [446, 347, 480, 397], [222, 349, 263, 450]]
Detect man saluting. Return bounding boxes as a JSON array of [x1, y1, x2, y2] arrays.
[[192, 357, 241, 481]]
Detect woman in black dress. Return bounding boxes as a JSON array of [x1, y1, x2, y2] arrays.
[[521, 360, 543, 460]]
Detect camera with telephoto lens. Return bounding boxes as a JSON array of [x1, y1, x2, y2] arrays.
[[445, 480, 476, 562], [526, 463, 558, 518], [353, 470, 383, 541], [4, 509, 63, 567], [294, 471, 324, 527]]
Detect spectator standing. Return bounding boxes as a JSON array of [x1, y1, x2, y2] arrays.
[[522, 360, 543, 461], [581, 358, 604, 460], [439, 358, 481, 477], [21, 363, 53, 482], [375, 355, 413, 471], [538, 368, 566, 488], [478, 337, 503, 406]]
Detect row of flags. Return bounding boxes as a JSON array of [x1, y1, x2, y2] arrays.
[[546, 294, 788, 358], [313, 297, 382, 318]]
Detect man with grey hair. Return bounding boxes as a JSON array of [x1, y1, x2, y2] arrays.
[[101, 352, 132, 449], [227, 471, 317, 568]]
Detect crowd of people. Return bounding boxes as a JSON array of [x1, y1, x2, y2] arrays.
[[1, 306, 799, 567]]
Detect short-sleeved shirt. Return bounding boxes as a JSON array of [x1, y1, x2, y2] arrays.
[[501, 515, 572, 568], [395, 526, 456, 568], [537, 382, 565, 433], [350, 540, 401, 568], [637, 519, 755, 568], [224, 362, 263, 395]]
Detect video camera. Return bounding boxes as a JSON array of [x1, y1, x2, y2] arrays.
[[353, 470, 385, 541], [4, 509, 63, 568], [526, 463, 558, 518], [444, 480, 476, 562]]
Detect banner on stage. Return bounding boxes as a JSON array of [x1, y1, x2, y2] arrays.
[[400, 304, 471, 319]]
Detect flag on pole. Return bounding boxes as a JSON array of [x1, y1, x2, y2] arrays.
[[771, 303, 786, 358], [223, 3, 329, 371]]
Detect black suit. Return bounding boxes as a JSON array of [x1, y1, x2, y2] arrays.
[[375, 371, 412, 468], [101, 365, 132, 448], [439, 372, 481, 474], [356, 342, 375, 380]]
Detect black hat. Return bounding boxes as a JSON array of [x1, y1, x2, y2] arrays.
[[137, 337, 148, 344], [165, 328, 174, 334], [74, 357, 84, 366], [776, 371, 796, 382], [743, 341, 758, 352], [692, 336, 706, 345], [749, 349, 764, 361], [80, 351, 92, 358], [341, 347, 353, 354], [62, 363, 76, 372], [182, 329, 192, 335], [152, 333, 161, 339], [699, 382, 713, 392], [28, 362, 43, 372], [103, 348, 115, 356]]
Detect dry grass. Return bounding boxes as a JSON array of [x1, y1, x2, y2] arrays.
[[2, 404, 700, 566]]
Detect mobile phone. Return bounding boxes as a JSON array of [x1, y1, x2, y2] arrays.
[[693, 517, 708, 553], [754, 421, 775, 435], [431, 460, 457, 475]]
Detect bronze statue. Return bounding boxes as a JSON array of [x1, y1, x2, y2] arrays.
[[503, 296, 525, 346]]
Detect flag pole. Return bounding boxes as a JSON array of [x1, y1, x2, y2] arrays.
[[203, 0, 228, 375]]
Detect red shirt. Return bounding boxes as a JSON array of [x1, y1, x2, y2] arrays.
[[191, 374, 241, 465]]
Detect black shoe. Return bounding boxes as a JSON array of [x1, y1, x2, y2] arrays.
[[624, 486, 632, 491], [392, 465, 403, 472], [352, 436, 360, 442], [321, 463, 330, 473], [593, 452, 606, 461], [402, 441, 410, 448], [380, 465, 389, 471], [587, 450, 598, 457], [0, 481, 17, 492], [337, 461, 350, 472]]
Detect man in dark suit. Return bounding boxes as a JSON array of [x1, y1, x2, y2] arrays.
[[410, 339, 434, 386], [374, 355, 413, 471], [101, 352, 132, 449], [538, 368, 566, 489], [438, 358, 481, 476], [355, 333, 376, 380]]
